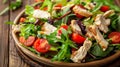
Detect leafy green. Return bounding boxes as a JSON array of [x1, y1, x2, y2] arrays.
[[20, 24, 41, 39], [89, 43, 114, 58], [109, 14, 120, 32], [110, 44, 120, 50], [10, 0, 22, 10], [92, 0, 120, 12], [25, 5, 34, 16], [25, 5, 36, 23], [25, 16, 36, 23], [46, 28, 77, 62], [92, 3, 103, 12], [40, 0, 53, 13], [0, 0, 22, 16]]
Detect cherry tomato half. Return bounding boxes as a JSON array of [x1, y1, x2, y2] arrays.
[[58, 25, 68, 35], [34, 39, 51, 53], [108, 32, 120, 44], [19, 36, 35, 46], [19, 17, 26, 23], [72, 33, 86, 44], [53, 3, 62, 10], [100, 5, 110, 12]]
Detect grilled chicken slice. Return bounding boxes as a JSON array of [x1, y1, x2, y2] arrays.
[[33, 9, 51, 19], [86, 27, 94, 38], [88, 25, 109, 51], [12, 25, 21, 33], [71, 38, 92, 63], [95, 14, 109, 33], [70, 20, 82, 35], [88, 3, 95, 9], [103, 10, 114, 18], [41, 22, 57, 35], [72, 5, 93, 17]]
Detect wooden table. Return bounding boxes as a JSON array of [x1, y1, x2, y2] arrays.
[[0, 0, 120, 67]]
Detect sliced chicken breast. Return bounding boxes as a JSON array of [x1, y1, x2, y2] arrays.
[[103, 10, 114, 18], [71, 38, 92, 63], [33, 9, 51, 19], [95, 14, 110, 33], [41, 22, 57, 35], [70, 20, 82, 35], [88, 25, 109, 51], [72, 5, 93, 17]]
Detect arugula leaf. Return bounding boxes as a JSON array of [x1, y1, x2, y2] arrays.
[[40, 0, 53, 13], [25, 5, 34, 16], [52, 43, 71, 61], [109, 14, 120, 32], [47, 28, 77, 62], [92, 0, 120, 12], [20, 24, 41, 39], [92, 3, 103, 12]]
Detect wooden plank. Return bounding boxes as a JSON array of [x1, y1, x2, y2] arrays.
[[9, 0, 35, 67], [0, 0, 9, 67]]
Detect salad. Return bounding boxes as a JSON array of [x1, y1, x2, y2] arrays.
[[13, 0, 120, 63]]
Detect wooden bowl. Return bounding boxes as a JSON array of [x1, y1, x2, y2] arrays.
[[12, 0, 120, 67]]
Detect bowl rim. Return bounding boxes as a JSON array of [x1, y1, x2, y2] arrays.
[[12, 4, 120, 67]]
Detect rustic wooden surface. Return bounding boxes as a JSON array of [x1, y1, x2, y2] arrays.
[[0, 0, 120, 67]]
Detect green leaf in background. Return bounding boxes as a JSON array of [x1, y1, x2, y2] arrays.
[[3, 0, 7, 4], [5, 21, 14, 25], [10, 0, 22, 10], [0, 7, 9, 16], [0, 0, 22, 16]]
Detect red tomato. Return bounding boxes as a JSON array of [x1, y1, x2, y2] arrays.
[[20, 17, 26, 23], [100, 5, 110, 12], [108, 32, 120, 44], [34, 0, 44, 2], [72, 33, 86, 44], [34, 39, 51, 53], [53, 3, 62, 10], [43, 7, 48, 11], [19, 36, 35, 46], [34, 5, 40, 9], [75, 13, 84, 19], [58, 25, 68, 35]]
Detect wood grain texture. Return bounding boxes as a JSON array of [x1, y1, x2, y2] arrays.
[[0, 0, 9, 67], [9, 0, 34, 67]]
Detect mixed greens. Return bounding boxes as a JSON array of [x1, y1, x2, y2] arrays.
[[13, 0, 120, 63]]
